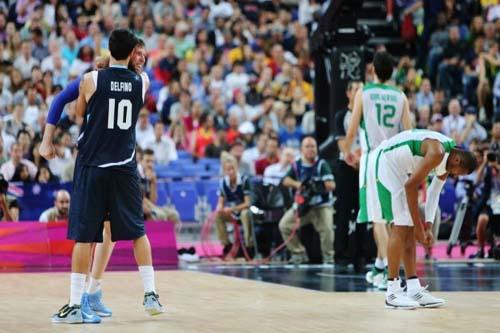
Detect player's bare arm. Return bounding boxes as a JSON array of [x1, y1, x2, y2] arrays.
[[401, 95, 412, 130], [341, 89, 363, 157], [404, 139, 445, 246]]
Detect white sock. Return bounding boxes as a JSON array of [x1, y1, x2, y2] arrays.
[[70, 273, 87, 306], [406, 277, 422, 296], [383, 257, 388, 267], [386, 278, 400, 295], [87, 277, 102, 294], [374, 257, 385, 270], [139, 266, 155, 293]]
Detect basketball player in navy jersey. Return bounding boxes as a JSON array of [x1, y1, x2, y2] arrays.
[[40, 40, 148, 322], [46, 29, 164, 324]]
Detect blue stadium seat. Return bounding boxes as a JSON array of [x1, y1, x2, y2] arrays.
[[166, 181, 198, 222], [196, 179, 221, 210], [198, 158, 221, 172], [156, 182, 168, 206], [177, 150, 192, 160]]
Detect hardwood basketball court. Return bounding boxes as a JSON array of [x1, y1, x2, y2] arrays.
[[0, 270, 498, 333]]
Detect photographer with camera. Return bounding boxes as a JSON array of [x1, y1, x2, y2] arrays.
[[278, 136, 335, 265], [471, 143, 500, 258]]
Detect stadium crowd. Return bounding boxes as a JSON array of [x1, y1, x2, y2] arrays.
[[0, 0, 498, 259]]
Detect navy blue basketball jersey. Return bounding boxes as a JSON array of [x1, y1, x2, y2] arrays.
[[77, 66, 147, 169]]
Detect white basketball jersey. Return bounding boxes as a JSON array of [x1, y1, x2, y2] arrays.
[[379, 129, 456, 177], [360, 83, 405, 152]]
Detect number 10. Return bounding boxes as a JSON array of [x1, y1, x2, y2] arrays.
[[108, 98, 132, 130]]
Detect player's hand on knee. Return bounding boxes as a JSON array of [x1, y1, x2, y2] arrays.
[[39, 141, 56, 160]]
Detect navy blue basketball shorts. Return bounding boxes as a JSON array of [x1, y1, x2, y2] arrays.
[[68, 163, 145, 243]]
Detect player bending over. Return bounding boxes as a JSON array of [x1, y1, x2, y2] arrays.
[[370, 129, 476, 309]]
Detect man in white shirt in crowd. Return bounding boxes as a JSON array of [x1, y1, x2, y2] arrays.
[[225, 61, 250, 99], [263, 147, 296, 186], [39, 190, 70, 223], [442, 98, 466, 141], [13, 40, 39, 79], [241, 132, 267, 175], [136, 108, 155, 149], [0, 143, 37, 181], [144, 121, 177, 165]]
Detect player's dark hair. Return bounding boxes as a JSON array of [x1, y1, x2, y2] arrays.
[[109, 29, 138, 61], [373, 51, 394, 83], [143, 148, 154, 156], [454, 149, 478, 174]]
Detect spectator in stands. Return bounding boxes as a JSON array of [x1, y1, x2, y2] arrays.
[[225, 114, 240, 145], [279, 113, 302, 149], [438, 25, 468, 97], [279, 136, 335, 265], [241, 131, 266, 174], [477, 41, 499, 117], [16, 129, 31, 158], [13, 40, 39, 79], [263, 147, 296, 186], [39, 190, 70, 223], [255, 135, 280, 176], [0, 143, 37, 181], [228, 91, 254, 124], [229, 140, 252, 175], [192, 112, 215, 159], [144, 121, 177, 165], [417, 105, 431, 129], [139, 149, 182, 230], [11, 162, 31, 182], [442, 98, 466, 141], [182, 100, 203, 133], [4, 102, 29, 138], [23, 84, 43, 129], [416, 78, 434, 109], [170, 89, 193, 125], [36, 165, 58, 184], [138, 149, 159, 204], [429, 113, 444, 133], [47, 135, 72, 178], [136, 108, 155, 149], [205, 128, 230, 159], [460, 108, 488, 147], [169, 120, 191, 152], [225, 61, 250, 100], [31, 27, 48, 62], [215, 152, 252, 258]]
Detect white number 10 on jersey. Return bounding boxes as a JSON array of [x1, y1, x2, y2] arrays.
[[107, 98, 132, 130]]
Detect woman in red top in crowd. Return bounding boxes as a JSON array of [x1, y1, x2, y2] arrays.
[[183, 100, 203, 133], [192, 112, 215, 158]]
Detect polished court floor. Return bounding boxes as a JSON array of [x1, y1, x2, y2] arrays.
[[0, 262, 498, 333], [188, 261, 500, 292]]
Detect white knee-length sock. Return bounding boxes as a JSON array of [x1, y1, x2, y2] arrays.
[[86, 277, 102, 294], [139, 266, 155, 293], [70, 273, 87, 306]]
